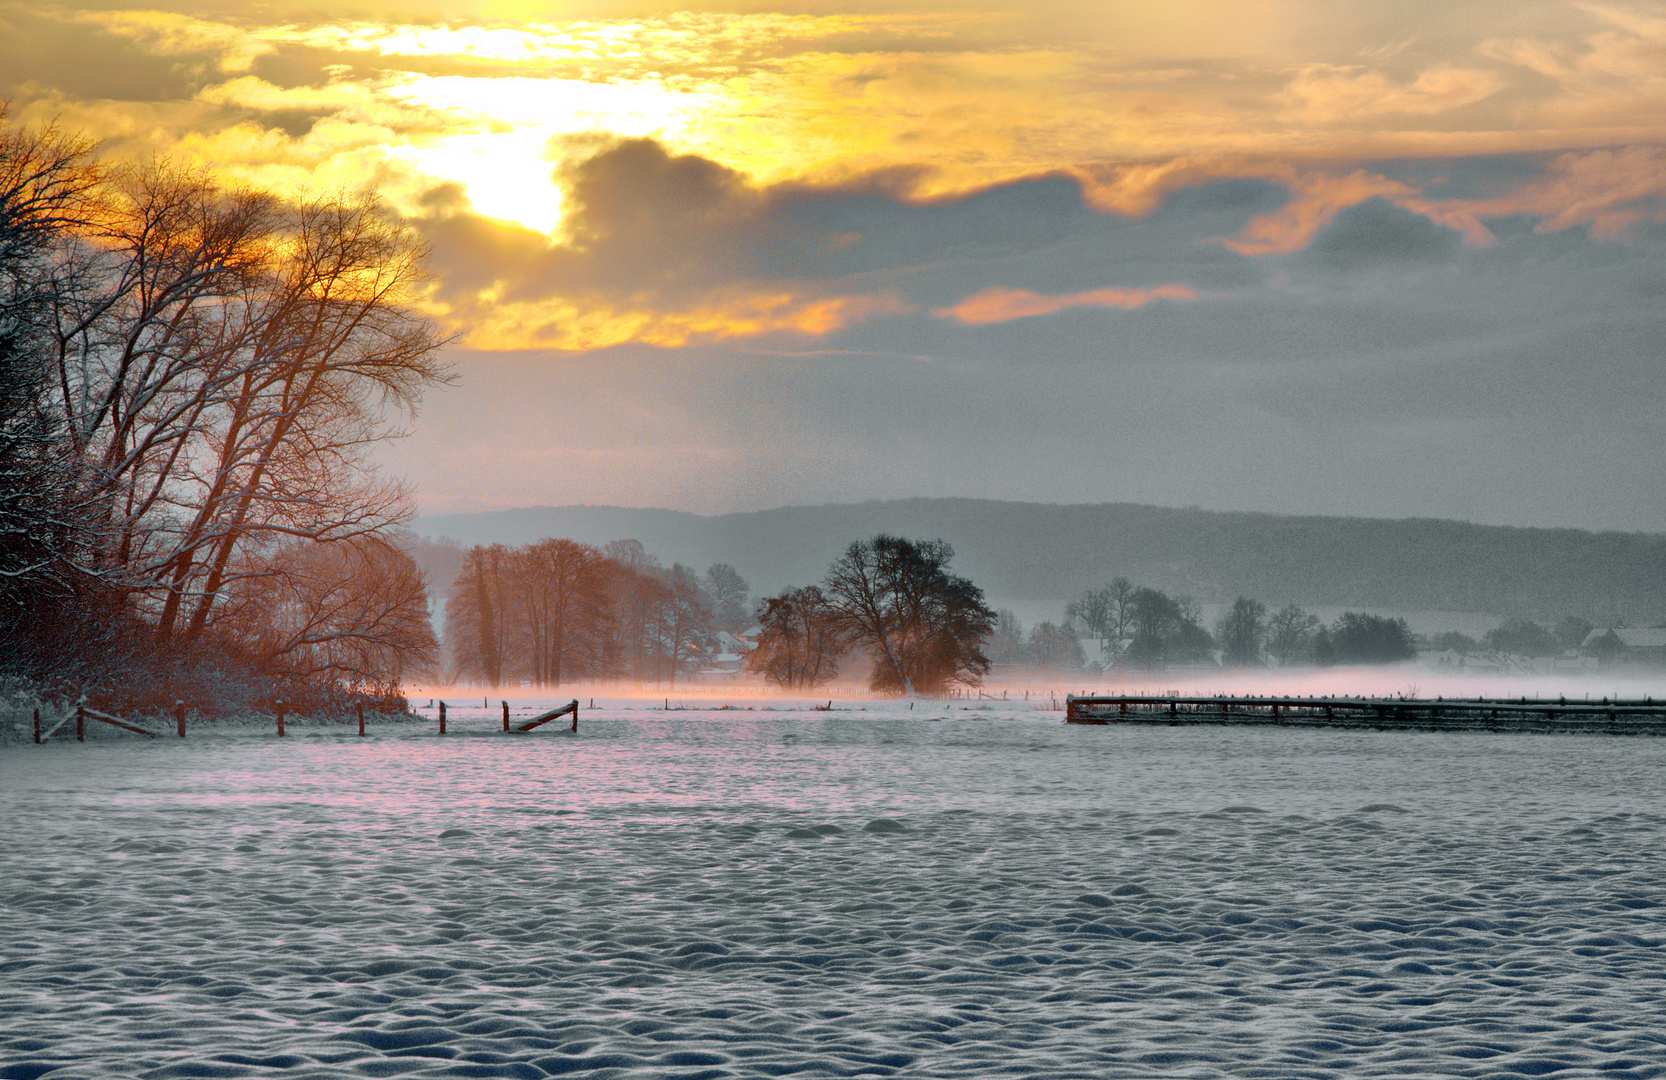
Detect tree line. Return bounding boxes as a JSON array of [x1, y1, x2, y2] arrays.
[[1018, 578, 1422, 671], [1041, 578, 1616, 671], [441, 536, 751, 687], [0, 110, 448, 710]]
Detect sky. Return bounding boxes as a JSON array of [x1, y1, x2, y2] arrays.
[[6, 0, 1665, 530]]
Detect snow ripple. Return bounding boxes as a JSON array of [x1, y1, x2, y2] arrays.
[[3, 711, 1665, 1078]]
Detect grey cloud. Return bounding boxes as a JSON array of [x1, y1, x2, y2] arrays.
[[393, 150, 1666, 531], [417, 138, 1277, 315], [1302, 196, 1464, 271]]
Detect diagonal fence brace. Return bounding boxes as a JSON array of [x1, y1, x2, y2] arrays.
[[516, 700, 579, 733]]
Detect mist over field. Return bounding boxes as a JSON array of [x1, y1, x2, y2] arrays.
[[412, 499, 1666, 629]]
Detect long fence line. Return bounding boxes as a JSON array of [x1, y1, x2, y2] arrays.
[[1064, 694, 1666, 734], [30, 699, 579, 743]]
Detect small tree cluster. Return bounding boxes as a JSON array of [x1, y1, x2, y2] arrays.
[[446, 538, 748, 688], [747, 586, 843, 688], [983, 613, 1088, 673], [750, 535, 996, 694], [1315, 613, 1417, 665]]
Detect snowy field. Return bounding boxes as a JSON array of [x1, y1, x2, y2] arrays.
[[4, 698, 1666, 1079]]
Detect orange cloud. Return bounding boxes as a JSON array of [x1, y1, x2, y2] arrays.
[[934, 284, 1195, 326], [1219, 168, 1495, 255], [1466, 145, 1666, 239], [455, 290, 912, 350]]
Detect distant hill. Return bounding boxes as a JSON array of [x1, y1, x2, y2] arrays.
[[412, 499, 1666, 625]]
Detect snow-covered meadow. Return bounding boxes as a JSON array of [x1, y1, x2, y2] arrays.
[[4, 697, 1665, 1079]]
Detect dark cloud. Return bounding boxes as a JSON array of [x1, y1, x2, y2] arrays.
[[417, 138, 1274, 319], [1302, 196, 1464, 271], [391, 141, 1666, 531]]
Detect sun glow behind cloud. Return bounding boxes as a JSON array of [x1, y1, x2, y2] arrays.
[[18, 0, 1664, 351]]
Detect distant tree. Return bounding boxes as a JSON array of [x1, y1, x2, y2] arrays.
[[1266, 605, 1320, 666], [822, 534, 996, 695], [704, 563, 751, 632], [1483, 617, 1556, 657], [399, 534, 468, 613], [986, 610, 1025, 669], [1553, 615, 1595, 653], [1587, 629, 1627, 663], [597, 558, 673, 680], [654, 564, 714, 688], [1065, 576, 1135, 641], [1430, 630, 1480, 654], [1066, 587, 1112, 638], [1027, 621, 1086, 672], [505, 539, 611, 686], [1176, 595, 1204, 628], [1215, 596, 1267, 667], [1122, 587, 1212, 669], [1107, 577, 1135, 640], [602, 538, 658, 573], [446, 544, 508, 685], [1319, 612, 1416, 665], [748, 585, 845, 688]]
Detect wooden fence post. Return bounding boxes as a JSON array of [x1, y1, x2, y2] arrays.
[[357, 701, 365, 737], [439, 700, 446, 735], [76, 705, 84, 742], [276, 702, 286, 737], [33, 708, 40, 744], [572, 702, 579, 733], [502, 701, 509, 732], [175, 701, 186, 738]]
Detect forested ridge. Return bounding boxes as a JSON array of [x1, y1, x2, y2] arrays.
[[416, 499, 1666, 622]]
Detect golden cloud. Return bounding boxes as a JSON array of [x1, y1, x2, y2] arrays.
[[77, 9, 273, 72], [20, 0, 1666, 352], [1469, 144, 1666, 238], [934, 284, 1196, 326], [453, 289, 912, 351]]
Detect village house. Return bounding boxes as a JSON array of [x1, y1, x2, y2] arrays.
[[1580, 627, 1666, 668]]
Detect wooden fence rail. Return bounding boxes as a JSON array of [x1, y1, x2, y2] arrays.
[[1065, 694, 1666, 734], [515, 700, 579, 733]]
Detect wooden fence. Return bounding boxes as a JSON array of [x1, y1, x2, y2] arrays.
[[30, 697, 579, 742], [1065, 694, 1666, 734]]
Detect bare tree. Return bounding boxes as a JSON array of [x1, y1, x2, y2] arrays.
[[748, 585, 845, 688], [211, 535, 436, 689], [0, 111, 451, 701], [704, 562, 750, 632], [595, 554, 672, 682], [505, 538, 611, 686], [986, 609, 1025, 669], [602, 538, 658, 573], [34, 160, 451, 647], [1267, 605, 1319, 666], [655, 564, 713, 688], [1215, 596, 1267, 667], [822, 534, 996, 695], [446, 544, 508, 685], [0, 112, 100, 613]]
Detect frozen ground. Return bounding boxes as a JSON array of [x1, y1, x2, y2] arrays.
[[3, 699, 1665, 1079]]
